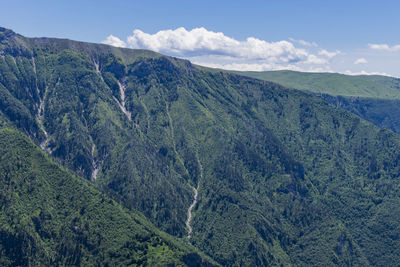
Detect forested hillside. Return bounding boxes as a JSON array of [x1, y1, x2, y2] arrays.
[[232, 69, 400, 136], [0, 128, 216, 266], [2, 27, 400, 266]]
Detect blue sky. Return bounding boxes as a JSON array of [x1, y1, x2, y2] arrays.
[[2, 0, 400, 76]]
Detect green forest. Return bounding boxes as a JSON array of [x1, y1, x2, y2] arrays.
[[1, 26, 400, 266]]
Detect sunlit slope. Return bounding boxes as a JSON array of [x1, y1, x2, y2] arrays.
[[232, 69, 400, 99]]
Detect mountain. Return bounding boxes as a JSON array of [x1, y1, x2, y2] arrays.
[[317, 94, 400, 134], [2, 27, 400, 266], [232, 70, 400, 99], [231, 70, 400, 136], [0, 128, 215, 266]]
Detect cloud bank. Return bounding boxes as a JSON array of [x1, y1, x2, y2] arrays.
[[125, 27, 322, 64], [102, 27, 340, 72], [101, 27, 397, 77], [345, 70, 391, 76]]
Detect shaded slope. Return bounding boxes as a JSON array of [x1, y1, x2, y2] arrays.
[[232, 68, 400, 136], [0, 127, 216, 266], [319, 94, 400, 135]]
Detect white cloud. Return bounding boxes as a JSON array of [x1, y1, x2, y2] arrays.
[[305, 54, 328, 64], [318, 49, 341, 58], [344, 70, 391, 76], [102, 35, 127, 48], [127, 27, 312, 61], [354, 58, 368, 64], [123, 27, 330, 69], [104, 27, 384, 74], [196, 62, 333, 72], [368, 43, 400, 51], [289, 38, 318, 47], [195, 62, 275, 71], [368, 44, 390, 50]]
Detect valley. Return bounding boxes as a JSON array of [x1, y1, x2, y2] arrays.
[[1, 27, 400, 266]]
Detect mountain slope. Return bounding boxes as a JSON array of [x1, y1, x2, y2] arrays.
[[0, 27, 195, 237], [232, 69, 400, 99], [2, 27, 400, 266], [230, 69, 400, 136], [0, 127, 216, 266], [317, 94, 400, 135]]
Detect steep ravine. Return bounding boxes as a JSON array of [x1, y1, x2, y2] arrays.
[[186, 185, 199, 239], [186, 155, 203, 239], [37, 86, 51, 153], [90, 143, 101, 181], [32, 56, 51, 153], [115, 81, 132, 121]]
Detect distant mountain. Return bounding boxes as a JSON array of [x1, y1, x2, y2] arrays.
[[2, 27, 400, 266], [231, 70, 400, 136], [232, 69, 400, 99]]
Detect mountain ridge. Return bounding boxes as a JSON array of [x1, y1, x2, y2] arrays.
[[2, 27, 400, 266], [229, 69, 400, 99]]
